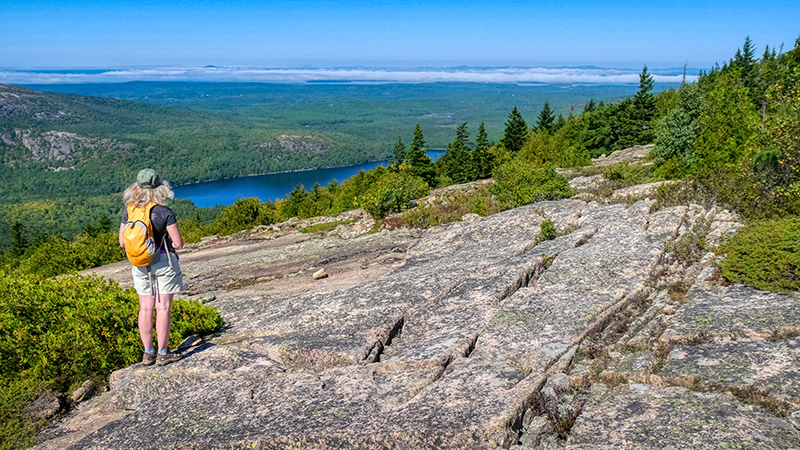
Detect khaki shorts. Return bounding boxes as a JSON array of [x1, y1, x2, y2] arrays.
[[132, 252, 184, 296]]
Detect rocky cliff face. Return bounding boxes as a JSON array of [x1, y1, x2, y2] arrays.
[[37, 189, 800, 449], [0, 128, 135, 166]]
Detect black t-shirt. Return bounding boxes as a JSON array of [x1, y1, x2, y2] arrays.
[[122, 205, 178, 252]]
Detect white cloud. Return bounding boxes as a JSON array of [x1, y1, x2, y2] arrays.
[[0, 66, 695, 85]]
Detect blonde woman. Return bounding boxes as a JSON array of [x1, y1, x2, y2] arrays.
[[119, 169, 185, 366]]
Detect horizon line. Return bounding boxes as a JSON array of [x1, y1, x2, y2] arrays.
[[0, 65, 699, 85]]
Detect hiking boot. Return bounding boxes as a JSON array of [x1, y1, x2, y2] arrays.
[[142, 351, 156, 366], [156, 350, 181, 366]]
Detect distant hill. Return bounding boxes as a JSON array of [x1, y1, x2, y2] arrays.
[[0, 83, 373, 246], [0, 81, 644, 246], [0, 84, 378, 201]]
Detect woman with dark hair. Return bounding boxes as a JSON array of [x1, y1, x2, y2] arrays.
[[119, 169, 184, 366]]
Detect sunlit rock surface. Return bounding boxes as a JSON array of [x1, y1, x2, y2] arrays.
[[38, 191, 800, 449]]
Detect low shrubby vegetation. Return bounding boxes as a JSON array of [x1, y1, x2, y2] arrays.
[[718, 217, 800, 293], [490, 162, 574, 208], [0, 272, 222, 449]]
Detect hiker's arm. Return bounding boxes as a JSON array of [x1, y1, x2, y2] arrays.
[[119, 223, 125, 249], [167, 223, 184, 250]]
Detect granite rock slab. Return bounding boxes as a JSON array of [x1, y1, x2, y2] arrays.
[[60, 198, 697, 449], [566, 384, 799, 449]]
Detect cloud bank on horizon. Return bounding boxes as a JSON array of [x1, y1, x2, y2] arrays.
[[1, 66, 695, 85]]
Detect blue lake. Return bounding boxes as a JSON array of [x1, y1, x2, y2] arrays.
[[174, 151, 444, 208]]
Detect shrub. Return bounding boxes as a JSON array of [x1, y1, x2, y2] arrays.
[[490, 160, 575, 208], [718, 217, 800, 293], [17, 232, 126, 279], [537, 218, 557, 242], [299, 219, 355, 234], [213, 197, 275, 235], [401, 187, 501, 229], [0, 272, 223, 448], [358, 171, 429, 219]]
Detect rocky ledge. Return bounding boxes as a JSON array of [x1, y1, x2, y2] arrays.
[[38, 187, 799, 449]]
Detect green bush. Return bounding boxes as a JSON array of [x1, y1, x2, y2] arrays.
[[538, 218, 557, 241], [213, 197, 276, 235], [0, 271, 223, 449], [300, 219, 355, 234], [490, 160, 575, 208], [400, 187, 502, 229], [358, 171, 429, 219], [17, 232, 126, 279], [718, 217, 800, 293]]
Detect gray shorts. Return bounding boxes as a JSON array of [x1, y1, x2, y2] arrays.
[[131, 252, 184, 296]]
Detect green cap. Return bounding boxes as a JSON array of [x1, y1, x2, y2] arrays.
[[136, 168, 161, 189]]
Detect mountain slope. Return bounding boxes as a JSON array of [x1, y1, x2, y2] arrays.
[[43, 191, 798, 449]]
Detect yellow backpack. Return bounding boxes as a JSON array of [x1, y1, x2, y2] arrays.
[[122, 203, 160, 267]]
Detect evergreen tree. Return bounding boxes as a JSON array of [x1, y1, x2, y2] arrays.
[[9, 221, 28, 258], [443, 122, 472, 183], [471, 122, 494, 180], [503, 107, 528, 153], [653, 83, 704, 168], [455, 122, 471, 151], [731, 36, 757, 68], [392, 136, 407, 167], [97, 215, 113, 233], [553, 114, 566, 133], [618, 66, 657, 147], [535, 101, 556, 134], [582, 99, 630, 156], [407, 124, 436, 185], [584, 99, 597, 113], [729, 36, 759, 94]]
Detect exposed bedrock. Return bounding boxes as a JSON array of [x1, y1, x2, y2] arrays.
[[44, 198, 800, 449]]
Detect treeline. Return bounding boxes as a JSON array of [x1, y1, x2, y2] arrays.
[[5, 36, 800, 279]]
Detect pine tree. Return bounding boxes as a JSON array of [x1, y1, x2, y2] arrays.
[[444, 123, 472, 183], [455, 122, 471, 151], [535, 101, 556, 134], [503, 107, 528, 153], [471, 122, 494, 180], [584, 99, 597, 113], [619, 65, 657, 147], [392, 136, 407, 166], [730, 36, 758, 92], [407, 124, 436, 185], [9, 221, 29, 258]]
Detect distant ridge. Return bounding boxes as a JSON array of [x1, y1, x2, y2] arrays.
[[0, 66, 695, 85]]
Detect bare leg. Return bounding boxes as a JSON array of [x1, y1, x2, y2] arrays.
[[155, 293, 174, 351], [138, 295, 156, 349]]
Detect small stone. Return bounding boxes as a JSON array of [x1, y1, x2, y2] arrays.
[[790, 410, 800, 430], [546, 373, 572, 395], [71, 379, 95, 403], [352, 223, 367, 232], [199, 294, 216, 304], [177, 335, 204, 351], [462, 213, 480, 222], [522, 408, 535, 425], [313, 268, 328, 280], [23, 391, 62, 420], [528, 415, 552, 435]]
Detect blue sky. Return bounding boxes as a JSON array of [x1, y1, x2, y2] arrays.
[[2, 0, 799, 69]]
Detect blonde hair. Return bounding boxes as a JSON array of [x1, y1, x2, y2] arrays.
[[123, 181, 174, 208]]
